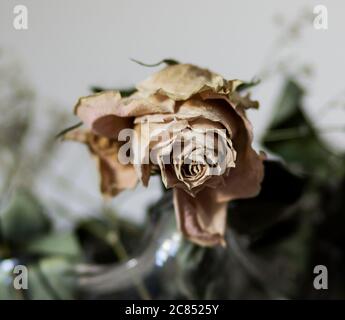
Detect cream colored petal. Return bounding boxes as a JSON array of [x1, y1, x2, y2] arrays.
[[74, 90, 174, 138], [133, 119, 189, 186], [120, 92, 175, 115], [132, 124, 151, 186], [189, 118, 224, 131], [173, 188, 228, 247], [136, 98, 238, 137], [137, 64, 242, 101], [64, 129, 138, 197], [177, 99, 240, 137], [135, 115, 237, 196]]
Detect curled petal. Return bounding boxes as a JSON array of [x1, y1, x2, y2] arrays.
[[120, 92, 175, 115], [135, 98, 238, 137], [74, 91, 125, 138], [137, 64, 242, 100], [216, 149, 265, 202], [134, 112, 237, 196], [74, 91, 174, 138], [64, 129, 138, 197], [173, 188, 228, 247], [198, 92, 264, 202], [133, 119, 189, 186], [230, 92, 259, 110], [200, 90, 259, 110]]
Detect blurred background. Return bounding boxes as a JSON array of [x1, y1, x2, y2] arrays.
[[0, 0, 345, 299]]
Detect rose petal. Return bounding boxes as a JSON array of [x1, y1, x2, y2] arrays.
[[230, 92, 259, 110], [121, 91, 175, 115], [197, 92, 264, 202], [173, 187, 228, 247], [137, 64, 242, 101], [133, 119, 189, 186], [199, 91, 257, 142], [216, 148, 265, 202], [135, 98, 238, 137], [64, 129, 138, 197], [74, 90, 174, 138]]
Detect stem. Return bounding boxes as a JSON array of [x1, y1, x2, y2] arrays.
[[106, 231, 152, 300], [55, 122, 83, 140], [0, 151, 22, 208], [84, 215, 152, 300]]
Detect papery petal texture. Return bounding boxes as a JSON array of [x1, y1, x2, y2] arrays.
[[68, 62, 264, 247]]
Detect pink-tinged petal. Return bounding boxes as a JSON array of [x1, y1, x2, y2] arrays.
[[74, 91, 175, 138], [198, 92, 265, 202], [64, 129, 138, 197], [74, 91, 124, 138], [173, 188, 228, 247], [216, 149, 265, 202]]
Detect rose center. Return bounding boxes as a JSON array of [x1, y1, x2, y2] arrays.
[[181, 163, 204, 178]]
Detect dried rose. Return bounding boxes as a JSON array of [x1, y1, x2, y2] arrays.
[[65, 64, 264, 247]]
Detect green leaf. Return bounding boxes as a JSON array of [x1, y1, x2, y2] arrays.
[[55, 122, 83, 140], [228, 160, 307, 235], [76, 216, 145, 264], [0, 219, 3, 243], [236, 78, 261, 92], [90, 86, 136, 97], [27, 257, 77, 300], [1, 189, 51, 245], [26, 265, 53, 299], [25, 232, 82, 258], [248, 208, 313, 298], [267, 79, 305, 126], [262, 79, 341, 178]]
